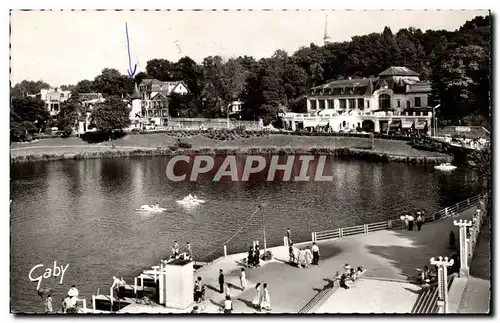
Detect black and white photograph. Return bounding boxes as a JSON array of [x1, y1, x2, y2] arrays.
[[7, 5, 492, 315]]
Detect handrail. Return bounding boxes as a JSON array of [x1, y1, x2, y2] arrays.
[[312, 193, 485, 242]]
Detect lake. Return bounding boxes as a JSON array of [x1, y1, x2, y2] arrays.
[[10, 155, 487, 313]]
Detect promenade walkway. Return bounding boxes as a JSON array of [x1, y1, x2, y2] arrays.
[[458, 216, 491, 313], [120, 204, 478, 314]]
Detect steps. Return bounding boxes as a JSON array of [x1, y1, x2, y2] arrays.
[[411, 274, 455, 313]]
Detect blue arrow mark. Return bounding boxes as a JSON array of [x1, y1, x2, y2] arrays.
[[135, 112, 141, 118], [125, 23, 138, 78]]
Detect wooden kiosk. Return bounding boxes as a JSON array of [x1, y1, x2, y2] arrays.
[[158, 259, 194, 309]]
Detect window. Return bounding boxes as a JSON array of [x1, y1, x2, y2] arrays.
[[357, 98, 364, 109], [348, 99, 355, 109], [378, 93, 391, 110], [319, 100, 326, 110], [397, 100, 401, 108], [327, 99, 334, 109], [309, 100, 317, 110], [366, 101, 370, 108], [339, 99, 347, 110], [415, 97, 421, 107], [407, 101, 411, 109]]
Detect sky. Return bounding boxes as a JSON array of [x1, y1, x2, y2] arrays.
[[10, 10, 489, 87]]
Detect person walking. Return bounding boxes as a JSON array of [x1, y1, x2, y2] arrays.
[[288, 244, 295, 264], [185, 242, 192, 260], [43, 293, 53, 314], [194, 277, 203, 304], [118, 276, 126, 300], [255, 245, 261, 267], [247, 247, 254, 268], [261, 283, 271, 311], [172, 241, 180, 258], [223, 295, 233, 314], [240, 268, 247, 291], [416, 212, 423, 231], [286, 228, 292, 245], [408, 214, 415, 231], [304, 248, 312, 268], [252, 283, 262, 310], [218, 269, 225, 294], [311, 242, 320, 265]]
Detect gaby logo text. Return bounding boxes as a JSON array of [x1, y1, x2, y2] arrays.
[[29, 261, 69, 290], [165, 155, 335, 182]]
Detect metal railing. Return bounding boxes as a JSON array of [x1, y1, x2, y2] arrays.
[[312, 193, 486, 242]]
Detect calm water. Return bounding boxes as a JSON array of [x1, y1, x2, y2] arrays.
[[10, 156, 487, 313]]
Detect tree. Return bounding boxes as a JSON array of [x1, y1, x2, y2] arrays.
[[11, 80, 50, 98], [93, 68, 133, 97], [90, 96, 130, 133], [58, 91, 83, 129], [10, 97, 50, 141], [431, 45, 489, 123], [74, 80, 95, 93], [146, 59, 175, 81]]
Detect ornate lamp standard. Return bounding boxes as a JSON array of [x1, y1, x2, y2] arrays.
[[453, 219, 473, 277], [430, 256, 454, 313]]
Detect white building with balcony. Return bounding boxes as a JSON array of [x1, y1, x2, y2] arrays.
[[27, 87, 71, 119], [280, 66, 434, 134]]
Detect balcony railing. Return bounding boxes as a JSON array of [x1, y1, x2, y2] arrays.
[[282, 110, 432, 119]]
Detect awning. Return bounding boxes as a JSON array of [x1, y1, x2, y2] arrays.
[[304, 120, 318, 128], [415, 121, 427, 129], [402, 120, 414, 129], [390, 120, 401, 128]]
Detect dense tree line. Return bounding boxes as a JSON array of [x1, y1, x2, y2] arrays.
[[10, 15, 490, 140]]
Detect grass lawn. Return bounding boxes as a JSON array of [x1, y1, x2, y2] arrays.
[[10, 133, 448, 158]]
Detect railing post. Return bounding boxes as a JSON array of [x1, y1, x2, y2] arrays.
[[340, 228, 343, 238], [467, 198, 470, 206], [92, 295, 96, 311], [223, 245, 227, 257], [338, 228, 341, 238], [364, 224, 368, 233], [311, 232, 315, 242], [134, 277, 137, 295], [387, 220, 392, 229], [445, 207, 448, 217], [110, 287, 113, 311], [284, 236, 288, 246]]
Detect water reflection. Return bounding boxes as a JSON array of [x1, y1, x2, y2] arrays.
[[10, 156, 486, 313]]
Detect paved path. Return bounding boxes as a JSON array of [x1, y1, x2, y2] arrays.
[[315, 279, 420, 313], [121, 205, 478, 314], [458, 216, 491, 314]]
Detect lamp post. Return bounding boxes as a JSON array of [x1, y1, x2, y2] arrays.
[[430, 256, 454, 313], [259, 204, 267, 252], [453, 219, 473, 277], [432, 104, 441, 137]]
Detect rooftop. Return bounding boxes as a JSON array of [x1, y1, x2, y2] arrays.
[[379, 67, 420, 77]]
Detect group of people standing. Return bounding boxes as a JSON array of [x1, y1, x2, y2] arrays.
[[247, 245, 261, 267], [39, 285, 80, 314], [400, 210, 426, 231], [171, 241, 193, 261], [251, 283, 271, 312], [289, 242, 320, 267]]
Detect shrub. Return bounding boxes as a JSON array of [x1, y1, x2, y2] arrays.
[[177, 141, 193, 149], [261, 250, 273, 261], [61, 126, 73, 138]]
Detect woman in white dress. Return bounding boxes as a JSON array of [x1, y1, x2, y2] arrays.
[[240, 268, 247, 290], [261, 283, 271, 311], [304, 248, 312, 268], [252, 283, 262, 310]]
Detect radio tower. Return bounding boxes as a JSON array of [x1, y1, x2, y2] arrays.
[[323, 14, 332, 46]]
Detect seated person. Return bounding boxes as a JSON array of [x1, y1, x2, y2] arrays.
[[334, 271, 341, 280], [350, 268, 357, 280], [357, 266, 364, 275], [344, 264, 352, 276]]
